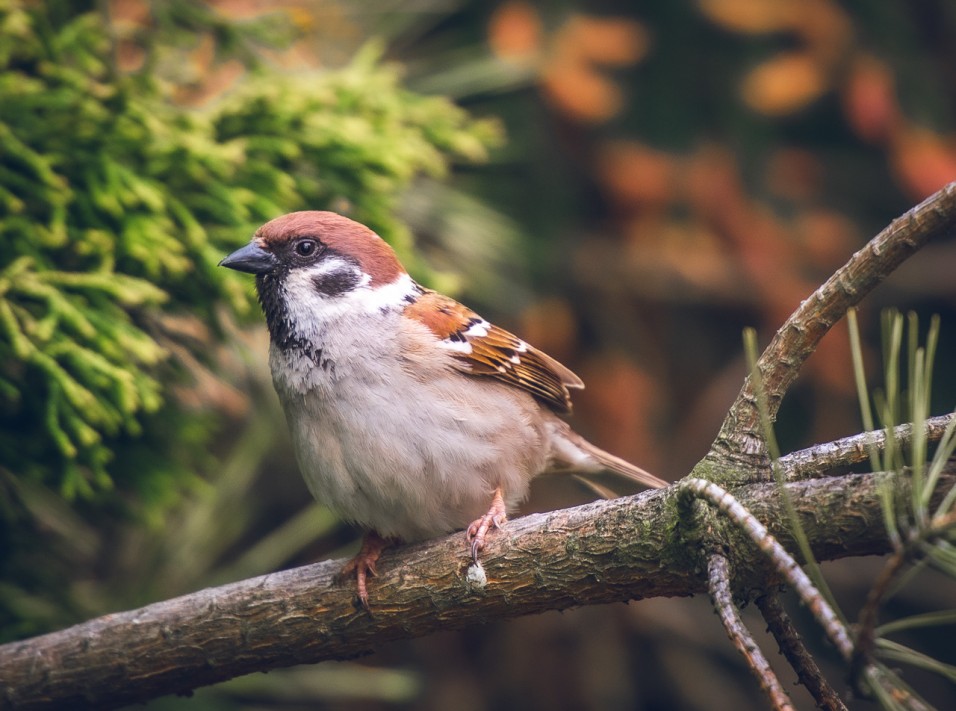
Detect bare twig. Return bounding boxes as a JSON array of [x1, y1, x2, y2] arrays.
[[709, 182, 956, 472], [776, 414, 955, 482], [851, 506, 956, 685], [851, 548, 909, 686], [708, 554, 794, 711], [757, 592, 848, 711], [678, 478, 854, 660]]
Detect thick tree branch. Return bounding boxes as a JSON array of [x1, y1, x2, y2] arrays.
[[709, 182, 956, 474], [2, 469, 952, 710], [678, 478, 854, 661]]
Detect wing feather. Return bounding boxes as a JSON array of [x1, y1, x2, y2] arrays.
[[404, 290, 582, 413]]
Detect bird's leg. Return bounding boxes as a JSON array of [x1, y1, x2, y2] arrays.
[[466, 487, 507, 564], [340, 530, 391, 609]]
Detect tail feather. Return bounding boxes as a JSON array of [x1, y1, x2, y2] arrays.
[[575, 438, 668, 489], [548, 422, 668, 489], [572, 474, 619, 500]]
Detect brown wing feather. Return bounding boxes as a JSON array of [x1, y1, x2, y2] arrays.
[[405, 290, 583, 413]]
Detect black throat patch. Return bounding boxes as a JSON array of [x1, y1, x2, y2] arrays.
[[255, 271, 297, 352], [254, 267, 340, 373]]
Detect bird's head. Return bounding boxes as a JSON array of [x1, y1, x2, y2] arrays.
[[220, 211, 414, 348]]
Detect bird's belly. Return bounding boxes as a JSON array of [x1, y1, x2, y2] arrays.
[[280, 375, 545, 541]]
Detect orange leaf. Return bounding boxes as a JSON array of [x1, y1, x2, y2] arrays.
[[596, 141, 677, 208], [560, 15, 649, 66], [742, 52, 827, 115], [541, 60, 623, 124], [698, 0, 796, 34], [488, 2, 542, 59], [891, 126, 956, 200], [842, 56, 899, 143], [109, 0, 151, 26]]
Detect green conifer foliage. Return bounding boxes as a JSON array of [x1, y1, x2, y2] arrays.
[[0, 0, 499, 509]]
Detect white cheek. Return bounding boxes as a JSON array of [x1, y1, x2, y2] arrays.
[[282, 262, 352, 320], [281, 268, 416, 340], [355, 272, 416, 312]]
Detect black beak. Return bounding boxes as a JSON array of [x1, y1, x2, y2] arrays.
[[219, 242, 277, 275]]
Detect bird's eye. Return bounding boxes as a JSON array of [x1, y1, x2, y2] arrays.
[[294, 239, 318, 258]]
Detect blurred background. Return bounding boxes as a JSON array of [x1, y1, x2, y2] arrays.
[[2, 1, 956, 709]]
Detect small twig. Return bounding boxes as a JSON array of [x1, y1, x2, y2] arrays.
[[679, 478, 854, 660], [708, 554, 794, 711], [710, 182, 956, 469], [851, 505, 956, 685], [776, 414, 955, 481], [851, 548, 909, 687], [757, 592, 848, 711]]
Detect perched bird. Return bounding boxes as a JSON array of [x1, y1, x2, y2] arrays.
[[220, 211, 666, 606]]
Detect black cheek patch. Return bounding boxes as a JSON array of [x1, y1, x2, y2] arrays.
[[312, 268, 361, 297]]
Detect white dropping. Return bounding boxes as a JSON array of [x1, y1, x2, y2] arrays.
[[465, 562, 487, 590]]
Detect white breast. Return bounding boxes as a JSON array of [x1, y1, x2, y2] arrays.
[[269, 275, 547, 541]]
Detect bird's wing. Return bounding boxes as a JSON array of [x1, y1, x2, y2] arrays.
[[404, 289, 583, 413]]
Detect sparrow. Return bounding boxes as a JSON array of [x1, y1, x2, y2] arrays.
[[220, 211, 667, 607]]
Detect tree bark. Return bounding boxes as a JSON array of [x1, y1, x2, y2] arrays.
[[707, 181, 956, 477], [2, 469, 950, 711], [2, 183, 955, 709]]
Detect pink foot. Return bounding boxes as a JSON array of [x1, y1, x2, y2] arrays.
[[466, 487, 507, 564], [340, 531, 392, 609]]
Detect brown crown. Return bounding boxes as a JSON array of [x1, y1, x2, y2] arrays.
[[255, 211, 404, 287]]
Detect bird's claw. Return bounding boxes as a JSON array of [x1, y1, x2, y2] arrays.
[[341, 532, 390, 609], [465, 488, 508, 565]]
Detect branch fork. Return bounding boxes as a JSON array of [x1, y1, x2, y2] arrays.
[[2, 183, 955, 710]]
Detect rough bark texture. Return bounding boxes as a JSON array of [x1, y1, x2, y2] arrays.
[[776, 415, 954, 481], [2, 470, 951, 710], [756, 592, 848, 711], [709, 554, 795, 711]]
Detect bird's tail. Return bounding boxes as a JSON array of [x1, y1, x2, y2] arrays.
[[548, 422, 668, 490], [573, 437, 668, 489]]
